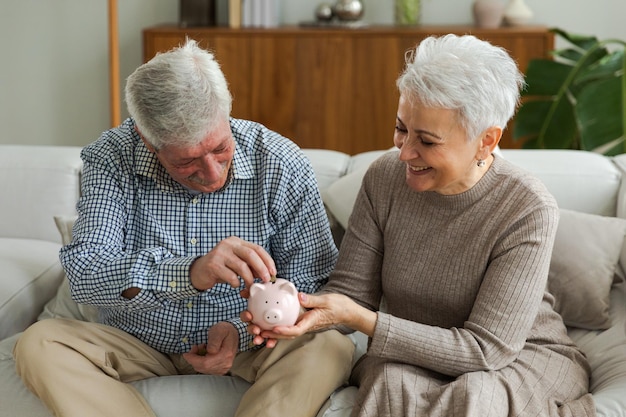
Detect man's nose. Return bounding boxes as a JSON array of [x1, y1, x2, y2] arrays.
[[198, 154, 223, 178]]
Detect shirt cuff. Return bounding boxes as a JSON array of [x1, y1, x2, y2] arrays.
[[227, 317, 255, 352], [154, 257, 201, 300]]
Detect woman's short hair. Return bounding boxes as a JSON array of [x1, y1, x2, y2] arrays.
[[396, 34, 525, 141], [125, 39, 232, 149]]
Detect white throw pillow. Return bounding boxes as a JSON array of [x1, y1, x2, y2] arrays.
[[548, 209, 626, 330], [322, 167, 368, 230]]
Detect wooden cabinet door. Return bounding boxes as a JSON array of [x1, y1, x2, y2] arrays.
[[143, 26, 553, 154]]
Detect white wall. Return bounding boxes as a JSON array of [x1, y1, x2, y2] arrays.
[[0, 0, 623, 147]]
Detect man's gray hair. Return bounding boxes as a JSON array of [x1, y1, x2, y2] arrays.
[[125, 39, 232, 148]]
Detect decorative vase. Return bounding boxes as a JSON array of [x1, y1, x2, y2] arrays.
[[504, 0, 533, 26], [333, 0, 364, 22], [395, 0, 421, 25], [315, 2, 334, 21], [472, 0, 504, 29]]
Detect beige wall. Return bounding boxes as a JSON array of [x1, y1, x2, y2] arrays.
[[0, 0, 623, 147]]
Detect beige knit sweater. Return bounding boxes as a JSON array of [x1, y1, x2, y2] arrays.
[[325, 151, 594, 416]]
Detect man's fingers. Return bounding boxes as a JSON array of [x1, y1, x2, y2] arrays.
[[232, 240, 276, 282]]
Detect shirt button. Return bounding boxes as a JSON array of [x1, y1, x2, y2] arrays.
[[192, 197, 199, 204], [169, 281, 177, 288], [190, 237, 197, 245], [182, 336, 189, 343], [187, 301, 193, 309]]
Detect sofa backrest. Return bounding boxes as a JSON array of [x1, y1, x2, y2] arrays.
[[0, 145, 83, 243], [500, 149, 622, 217], [316, 148, 624, 230]]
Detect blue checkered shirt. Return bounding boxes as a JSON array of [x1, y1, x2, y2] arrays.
[[60, 118, 338, 354]]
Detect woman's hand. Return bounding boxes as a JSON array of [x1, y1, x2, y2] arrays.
[[260, 292, 377, 340]]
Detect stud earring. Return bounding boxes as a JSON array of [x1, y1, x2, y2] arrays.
[[477, 159, 486, 167]]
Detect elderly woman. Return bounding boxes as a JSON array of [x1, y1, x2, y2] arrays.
[[254, 34, 595, 416]]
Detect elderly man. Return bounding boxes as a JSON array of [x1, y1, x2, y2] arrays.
[[13, 39, 354, 417]]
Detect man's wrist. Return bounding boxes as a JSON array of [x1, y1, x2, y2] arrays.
[[189, 256, 204, 291]]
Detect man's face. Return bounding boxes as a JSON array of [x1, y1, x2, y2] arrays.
[[149, 118, 235, 193]]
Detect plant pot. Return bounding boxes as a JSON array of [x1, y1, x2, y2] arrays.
[[395, 0, 421, 25], [333, 0, 364, 21], [504, 0, 533, 26], [472, 0, 504, 29]]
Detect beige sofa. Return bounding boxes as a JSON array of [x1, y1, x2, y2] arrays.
[[1, 144, 626, 416]]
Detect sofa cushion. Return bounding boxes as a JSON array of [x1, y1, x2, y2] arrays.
[[568, 280, 626, 416], [301, 149, 351, 192], [322, 166, 368, 230], [549, 209, 626, 330], [0, 239, 66, 340], [501, 149, 621, 217], [0, 334, 53, 417], [132, 374, 250, 417], [322, 149, 394, 230], [0, 145, 82, 244]]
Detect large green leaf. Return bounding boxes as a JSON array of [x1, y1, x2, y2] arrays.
[[523, 60, 572, 96], [514, 98, 578, 149], [577, 74, 625, 154], [553, 44, 609, 68], [552, 47, 585, 63], [551, 28, 599, 51], [514, 101, 548, 139], [515, 28, 626, 154], [575, 50, 624, 87]]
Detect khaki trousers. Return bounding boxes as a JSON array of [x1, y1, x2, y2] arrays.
[[13, 318, 354, 417]]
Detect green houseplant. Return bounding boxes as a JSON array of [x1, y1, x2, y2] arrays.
[[513, 28, 626, 155]]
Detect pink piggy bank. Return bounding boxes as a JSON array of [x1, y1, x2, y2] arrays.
[[248, 278, 300, 330]]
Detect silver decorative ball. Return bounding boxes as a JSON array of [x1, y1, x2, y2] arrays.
[[315, 2, 334, 22], [333, 0, 364, 21]]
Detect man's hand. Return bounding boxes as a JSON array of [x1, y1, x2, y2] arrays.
[[182, 322, 239, 375], [189, 236, 276, 291]]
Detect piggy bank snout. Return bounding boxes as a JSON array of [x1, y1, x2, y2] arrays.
[[263, 307, 284, 323]]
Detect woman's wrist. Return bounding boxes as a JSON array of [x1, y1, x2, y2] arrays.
[[346, 298, 377, 337]]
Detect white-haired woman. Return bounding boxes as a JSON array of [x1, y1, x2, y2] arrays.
[[256, 34, 595, 416]]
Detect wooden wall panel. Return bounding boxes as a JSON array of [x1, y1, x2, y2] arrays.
[[249, 36, 297, 142]]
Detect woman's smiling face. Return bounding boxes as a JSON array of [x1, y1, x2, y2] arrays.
[[393, 95, 487, 195]]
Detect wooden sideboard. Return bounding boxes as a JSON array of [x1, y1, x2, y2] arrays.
[[143, 25, 554, 154]]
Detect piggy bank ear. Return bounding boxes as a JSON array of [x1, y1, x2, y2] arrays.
[[249, 283, 266, 297], [279, 281, 298, 297]]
